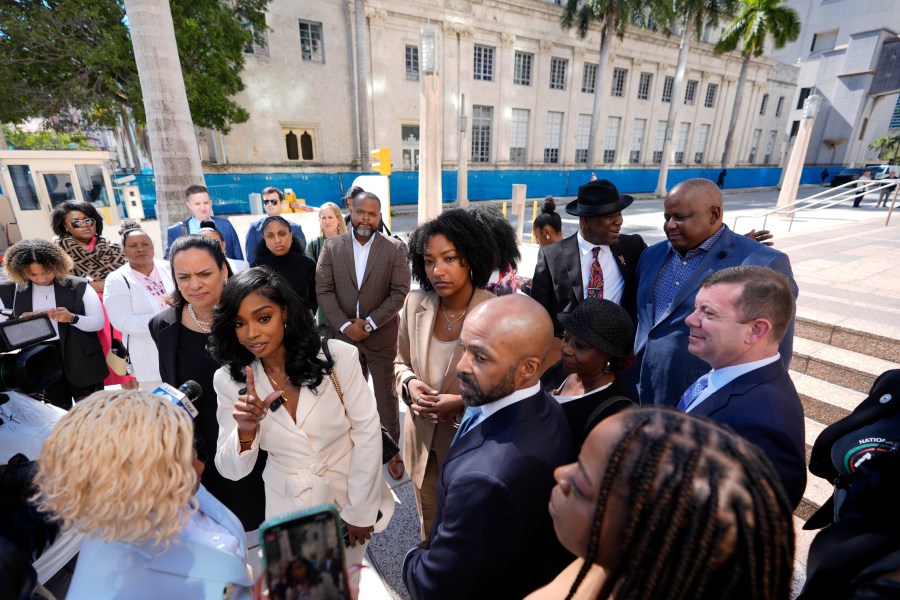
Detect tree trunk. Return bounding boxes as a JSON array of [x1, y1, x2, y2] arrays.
[[0, 125, 7, 151], [123, 0, 202, 233], [721, 54, 749, 168], [654, 17, 693, 197], [354, 0, 371, 171], [587, 14, 614, 169]]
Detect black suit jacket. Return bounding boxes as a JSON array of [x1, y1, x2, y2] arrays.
[[689, 360, 807, 509], [402, 390, 574, 600], [530, 233, 646, 335]]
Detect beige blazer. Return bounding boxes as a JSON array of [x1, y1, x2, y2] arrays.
[[394, 288, 495, 487], [213, 340, 394, 530], [315, 231, 411, 353]]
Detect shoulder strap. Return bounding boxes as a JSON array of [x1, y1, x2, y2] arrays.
[[323, 338, 343, 404], [583, 396, 634, 435]]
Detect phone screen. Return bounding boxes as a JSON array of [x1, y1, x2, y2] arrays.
[[262, 508, 349, 600]]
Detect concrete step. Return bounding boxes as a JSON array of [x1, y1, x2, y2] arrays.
[[796, 308, 900, 365], [791, 336, 900, 394]]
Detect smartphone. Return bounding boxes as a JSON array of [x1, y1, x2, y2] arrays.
[[259, 504, 350, 600]]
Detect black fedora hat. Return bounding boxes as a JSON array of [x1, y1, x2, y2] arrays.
[[566, 179, 634, 217]]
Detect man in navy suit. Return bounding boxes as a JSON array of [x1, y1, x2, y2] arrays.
[[530, 179, 647, 335], [403, 295, 574, 600], [635, 178, 798, 407], [677, 265, 806, 509], [244, 186, 306, 264], [164, 185, 243, 260]]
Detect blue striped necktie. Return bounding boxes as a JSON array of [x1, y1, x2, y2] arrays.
[[677, 373, 711, 412], [452, 406, 483, 445]]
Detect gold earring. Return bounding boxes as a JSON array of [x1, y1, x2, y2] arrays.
[[545, 234, 550, 240]]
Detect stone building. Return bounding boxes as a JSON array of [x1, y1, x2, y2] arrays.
[[203, 0, 797, 177]]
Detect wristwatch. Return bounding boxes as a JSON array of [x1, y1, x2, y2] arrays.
[[363, 322, 373, 333], [70, 314, 80, 325]]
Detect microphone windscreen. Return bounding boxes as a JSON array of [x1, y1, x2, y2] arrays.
[[180, 380, 203, 400]]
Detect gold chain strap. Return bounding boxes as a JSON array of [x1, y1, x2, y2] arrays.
[[328, 370, 343, 403]]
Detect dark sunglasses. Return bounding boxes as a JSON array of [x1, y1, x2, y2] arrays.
[[70, 218, 96, 228], [263, 199, 280, 205]]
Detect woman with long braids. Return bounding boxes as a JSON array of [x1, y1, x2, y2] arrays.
[[209, 267, 393, 580], [394, 209, 498, 540], [530, 407, 794, 600]]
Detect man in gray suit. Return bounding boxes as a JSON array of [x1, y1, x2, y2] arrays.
[[634, 178, 798, 407], [316, 192, 411, 478]]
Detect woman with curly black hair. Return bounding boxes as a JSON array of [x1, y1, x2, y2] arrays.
[[469, 204, 521, 296], [210, 267, 393, 575], [395, 209, 498, 540], [250, 216, 317, 314], [530, 408, 794, 600], [0, 239, 107, 408]]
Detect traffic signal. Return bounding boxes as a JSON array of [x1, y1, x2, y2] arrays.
[[371, 147, 391, 176]]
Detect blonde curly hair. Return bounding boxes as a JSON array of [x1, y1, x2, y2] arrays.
[[33, 390, 198, 547]]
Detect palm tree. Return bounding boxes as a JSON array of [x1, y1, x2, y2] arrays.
[[561, 1, 651, 168], [870, 135, 900, 164], [354, 0, 370, 171], [715, 0, 800, 168], [654, 0, 738, 197], [123, 0, 203, 235]]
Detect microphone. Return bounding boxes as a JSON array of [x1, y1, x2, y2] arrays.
[[152, 380, 202, 418], [0, 309, 15, 318]]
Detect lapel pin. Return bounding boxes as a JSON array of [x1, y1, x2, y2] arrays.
[[618, 254, 626, 266]]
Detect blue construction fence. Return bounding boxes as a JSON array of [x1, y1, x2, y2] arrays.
[[129, 166, 827, 217]]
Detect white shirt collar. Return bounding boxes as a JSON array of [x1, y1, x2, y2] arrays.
[[480, 382, 542, 420], [576, 232, 608, 256], [685, 353, 781, 413]]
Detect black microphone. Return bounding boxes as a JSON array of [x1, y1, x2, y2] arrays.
[[152, 380, 202, 418]]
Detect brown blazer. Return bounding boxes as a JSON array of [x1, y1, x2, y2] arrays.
[[315, 231, 411, 353], [394, 288, 494, 488]]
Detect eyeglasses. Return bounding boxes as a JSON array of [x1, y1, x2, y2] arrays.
[[70, 218, 96, 228], [264, 199, 280, 205]]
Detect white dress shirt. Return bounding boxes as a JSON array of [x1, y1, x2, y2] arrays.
[[340, 234, 378, 332], [464, 382, 543, 432], [683, 353, 781, 413], [0, 283, 105, 340], [576, 232, 623, 306]]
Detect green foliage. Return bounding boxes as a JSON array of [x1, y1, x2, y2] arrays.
[[0, 0, 270, 133], [870, 136, 900, 164], [675, 0, 739, 41], [1, 123, 95, 150], [714, 0, 800, 58], [560, 0, 650, 40]]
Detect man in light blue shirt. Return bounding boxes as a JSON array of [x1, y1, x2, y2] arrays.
[[677, 265, 806, 508], [164, 185, 243, 260]]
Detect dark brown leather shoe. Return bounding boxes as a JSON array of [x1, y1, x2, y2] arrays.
[[387, 453, 405, 480]]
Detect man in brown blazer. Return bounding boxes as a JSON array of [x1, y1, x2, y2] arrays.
[[316, 192, 412, 479]]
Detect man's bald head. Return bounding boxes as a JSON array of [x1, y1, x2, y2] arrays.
[[663, 178, 724, 253], [456, 295, 553, 406]]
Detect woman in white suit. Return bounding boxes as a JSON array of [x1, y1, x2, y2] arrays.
[[33, 390, 253, 599], [105, 221, 175, 390], [209, 268, 393, 576]]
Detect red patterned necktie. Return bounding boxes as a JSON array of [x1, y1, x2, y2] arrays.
[[587, 247, 604, 298]]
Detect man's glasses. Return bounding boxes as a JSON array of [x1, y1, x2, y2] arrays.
[[70, 218, 96, 228], [264, 199, 280, 205]]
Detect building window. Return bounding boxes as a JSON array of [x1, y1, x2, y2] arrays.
[[405, 45, 419, 81], [299, 21, 324, 63], [284, 128, 316, 161], [582, 63, 597, 94], [695, 124, 709, 164], [704, 83, 718, 108], [242, 21, 268, 56], [637, 72, 652, 100], [509, 109, 530, 163], [8, 165, 40, 211], [550, 58, 567, 90], [775, 96, 785, 117], [471, 105, 493, 163], [797, 87, 812, 110], [759, 93, 769, 116], [684, 80, 698, 105], [748, 128, 761, 163], [630, 118, 645, 164], [891, 96, 900, 128], [576, 114, 591, 163], [675, 122, 690, 164], [764, 130, 777, 164], [611, 68, 627, 97], [654, 120, 666, 163], [401, 124, 420, 170], [544, 111, 563, 163], [474, 45, 495, 81], [811, 29, 838, 53], [514, 52, 533, 86], [661, 76, 674, 103], [604, 117, 620, 163]]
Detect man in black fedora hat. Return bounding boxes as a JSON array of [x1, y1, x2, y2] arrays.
[[530, 179, 647, 338]]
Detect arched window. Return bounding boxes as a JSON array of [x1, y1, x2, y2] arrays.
[[300, 130, 313, 160], [285, 130, 299, 160]]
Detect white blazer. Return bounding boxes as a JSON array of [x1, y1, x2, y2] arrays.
[[214, 340, 394, 531], [105, 259, 175, 384]]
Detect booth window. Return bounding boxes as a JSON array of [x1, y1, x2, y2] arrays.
[[75, 165, 110, 207], [8, 165, 40, 210]]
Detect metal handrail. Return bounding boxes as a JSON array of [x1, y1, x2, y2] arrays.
[[733, 179, 900, 232]]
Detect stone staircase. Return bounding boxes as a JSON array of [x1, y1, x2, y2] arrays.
[[788, 307, 900, 592]]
